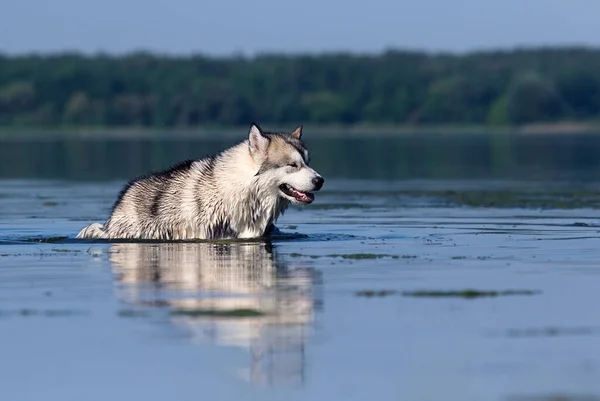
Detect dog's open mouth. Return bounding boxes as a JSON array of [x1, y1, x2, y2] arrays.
[[279, 184, 315, 204]]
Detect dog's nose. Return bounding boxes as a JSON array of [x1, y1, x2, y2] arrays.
[[312, 176, 324, 190]]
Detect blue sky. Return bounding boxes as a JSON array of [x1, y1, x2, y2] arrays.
[[1, 0, 598, 55]]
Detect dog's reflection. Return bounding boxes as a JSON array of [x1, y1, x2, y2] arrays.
[[108, 241, 322, 386]]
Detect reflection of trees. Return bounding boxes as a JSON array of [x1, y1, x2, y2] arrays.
[[109, 241, 322, 387], [3, 135, 600, 182]]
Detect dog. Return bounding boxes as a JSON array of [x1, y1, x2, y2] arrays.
[[76, 123, 324, 240]]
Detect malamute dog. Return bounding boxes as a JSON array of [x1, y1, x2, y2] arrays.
[[76, 123, 324, 240]]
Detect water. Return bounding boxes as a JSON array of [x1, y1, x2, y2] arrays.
[[1, 132, 600, 401]]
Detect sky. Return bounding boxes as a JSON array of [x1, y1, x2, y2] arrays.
[[1, 0, 599, 56]]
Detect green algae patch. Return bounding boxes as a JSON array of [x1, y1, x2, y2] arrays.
[[290, 253, 402, 260], [25, 236, 69, 243], [402, 189, 600, 209], [118, 309, 151, 318], [52, 248, 81, 253], [356, 290, 398, 298], [403, 289, 540, 299], [0, 309, 88, 318], [505, 326, 599, 338], [170, 308, 265, 318], [329, 253, 394, 260]]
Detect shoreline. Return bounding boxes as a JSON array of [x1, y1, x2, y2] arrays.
[[1, 122, 600, 140]]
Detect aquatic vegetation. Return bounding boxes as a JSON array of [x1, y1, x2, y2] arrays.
[[401, 189, 600, 209], [402, 289, 541, 299], [356, 288, 541, 299], [170, 308, 265, 318], [356, 290, 398, 298], [0, 309, 88, 318], [289, 252, 402, 260], [328, 253, 395, 260], [25, 236, 68, 243], [118, 309, 151, 318], [504, 326, 599, 338]]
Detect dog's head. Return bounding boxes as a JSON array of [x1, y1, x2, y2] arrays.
[[248, 122, 324, 205]]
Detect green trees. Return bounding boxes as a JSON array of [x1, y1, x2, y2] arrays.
[[1, 47, 600, 128], [503, 72, 565, 124]]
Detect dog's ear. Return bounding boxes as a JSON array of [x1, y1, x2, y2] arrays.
[[291, 124, 303, 140], [249, 122, 269, 154]]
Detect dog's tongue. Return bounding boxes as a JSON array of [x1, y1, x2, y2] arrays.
[[292, 188, 314, 203]]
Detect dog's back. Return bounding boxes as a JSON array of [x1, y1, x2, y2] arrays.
[[78, 159, 214, 240]]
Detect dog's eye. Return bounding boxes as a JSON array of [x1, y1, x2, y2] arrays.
[[287, 163, 299, 169]]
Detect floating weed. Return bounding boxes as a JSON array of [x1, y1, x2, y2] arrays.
[[329, 253, 395, 260], [356, 290, 398, 298], [403, 289, 541, 299], [402, 189, 600, 209], [0, 309, 88, 318], [170, 308, 265, 318], [43, 310, 87, 317], [118, 309, 151, 318], [26, 236, 68, 243], [52, 248, 81, 253], [288, 253, 320, 258], [42, 201, 59, 207], [289, 252, 388, 260], [139, 300, 171, 308], [452, 256, 468, 260], [504, 326, 599, 338]]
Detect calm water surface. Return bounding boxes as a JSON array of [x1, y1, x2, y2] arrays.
[[1, 133, 600, 401]]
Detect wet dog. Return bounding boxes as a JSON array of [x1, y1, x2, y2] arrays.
[[76, 123, 324, 240]]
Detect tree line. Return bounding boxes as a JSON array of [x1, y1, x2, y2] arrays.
[[1, 47, 600, 128]]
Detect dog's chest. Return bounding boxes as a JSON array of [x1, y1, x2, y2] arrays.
[[233, 196, 284, 239]]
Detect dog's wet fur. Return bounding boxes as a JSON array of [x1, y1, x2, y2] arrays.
[[77, 123, 324, 240]]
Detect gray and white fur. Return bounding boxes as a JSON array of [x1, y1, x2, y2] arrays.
[[76, 123, 324, 240]]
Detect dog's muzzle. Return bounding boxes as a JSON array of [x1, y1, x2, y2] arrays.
[[312, 176, 324, 191]]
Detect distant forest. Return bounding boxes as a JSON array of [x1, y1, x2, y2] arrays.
[[1, 47, 600, 128]]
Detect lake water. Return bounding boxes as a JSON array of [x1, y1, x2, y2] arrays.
[[1, 132, 600, 401]]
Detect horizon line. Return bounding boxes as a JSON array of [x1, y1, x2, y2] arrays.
[[1, 43, 599, 59]]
